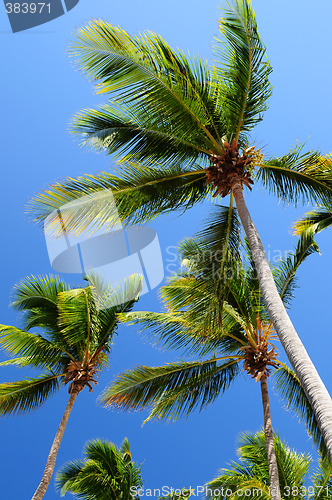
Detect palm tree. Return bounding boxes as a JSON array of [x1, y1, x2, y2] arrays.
[[0, 274, 140, 500], [205, 430, 332, 500], [28, 0, 332, 456], [99, 224, 323, 500], [56, 437, 143, 499]]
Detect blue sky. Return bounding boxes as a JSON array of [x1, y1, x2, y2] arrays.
[[1, 0, 332, 498]]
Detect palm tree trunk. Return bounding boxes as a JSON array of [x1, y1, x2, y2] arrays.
[[260, 376, 281, 500], [232, 182, 332, 459], [31, 392, 78, 500]]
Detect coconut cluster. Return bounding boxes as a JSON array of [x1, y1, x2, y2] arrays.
[[242, 341, 278, 382], [65, 359, 100, 394], [206, 139, 255, 197]]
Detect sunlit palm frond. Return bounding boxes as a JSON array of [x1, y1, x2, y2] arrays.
[[194, 201, 242, 257], [57, 287, 99, 351], [71, 103, 209, 166], [293, 205, 332, 236], [257, 148, 332, 206], [311, 457, 332, 500], [0, 372, 62, 416], [0, 325, 71, 369], [101, 358, 240, 419], [28, 161, 208, 235], [119, 309, 244, 358], [10, 275, 70, 332], [71, 22, 224, 151], [144, 359, 240, 422], [214, 0, 272, 143]]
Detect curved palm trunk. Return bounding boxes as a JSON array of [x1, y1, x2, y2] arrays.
[[232, 183, 332, 459], [260, 376, 281, 500], [31, 392, 78, 500]]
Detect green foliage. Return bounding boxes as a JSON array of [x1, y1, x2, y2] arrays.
[[27, 1, 332, 236], [258, 146, 332, 206], [0, 275, 138, 416], [205, 431, 313, 500], [101, 358, 240, 421], [56, 438, 143, 500], [214, 0, 272, 142], [0, 373, 61, 416], [102, 231, 322, 450]]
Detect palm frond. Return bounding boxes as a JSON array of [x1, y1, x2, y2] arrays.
[[71, 103, 209, 165], [57, 287, 99, 351], [0, 325, 71, 369], [119, 309, 244, 358], [101, 358, 240, 421], [28, 161, 208, 235], [293, 205, 332, 236], [273, 365, 327, 458], [194, 201, 241, 257], [70, 22, 224, 150], [11, 274, 70, 311], [311, 457, 332, 500], [272, 232, 320, 308], [214, 0, 272, 142], [10, 274, 70, 332], [258, 148, 332, 206], [0, 373, 62, 416]]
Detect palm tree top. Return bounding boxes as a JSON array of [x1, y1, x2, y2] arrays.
[[56, 437, 143, 500], [205, 430, 332, 500], [27, 0, 332, 236], [0, 274, 140, 415]]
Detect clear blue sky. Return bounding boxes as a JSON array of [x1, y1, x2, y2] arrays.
[[1, 0, 332, 498]]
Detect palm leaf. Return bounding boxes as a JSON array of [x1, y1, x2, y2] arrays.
[[311, 458, 332, 500], [101, 357, 240, 421], [70, 22, 224, 150], [0, 325, 72, 369], [10, 274, 70, 332], [214, 0, 272, 142], [71, 103, 210, 165], [293, 205, 332, 236], [205, 431, 311, 500], [0, 372, 62, 416], [257, 148, 332, 206], [28, 161, 208, 235]]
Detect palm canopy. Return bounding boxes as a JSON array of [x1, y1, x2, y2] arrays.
[[28, 1, 332, 235], [205, 430, 332, 500], [0, 274, 140, 416], [56, 437, 143, 500], [99, 220, 325, 453]]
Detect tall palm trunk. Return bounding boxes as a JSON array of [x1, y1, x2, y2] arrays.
[[232, 183, 332, 459], [31, 392, 78, 500], [260, 376, 280, 500]]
